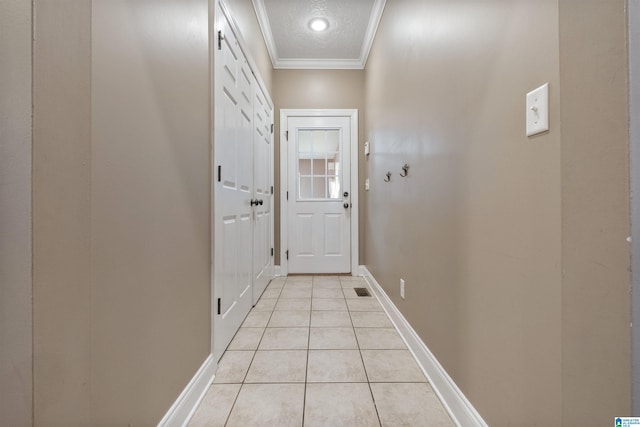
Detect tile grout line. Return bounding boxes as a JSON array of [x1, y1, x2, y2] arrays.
[[341, 276, 384, 427], [223, 279, 282, 426], [301, 276, 318, 426]]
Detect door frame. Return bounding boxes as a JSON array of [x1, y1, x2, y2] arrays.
[[280, 109, 359, 276]]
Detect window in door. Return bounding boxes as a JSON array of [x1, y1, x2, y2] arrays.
[[297, 129, 342, 200]]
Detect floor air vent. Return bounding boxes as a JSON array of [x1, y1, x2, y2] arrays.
[[354, 287, 371, 297]]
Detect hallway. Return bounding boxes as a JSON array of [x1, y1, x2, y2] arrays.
[[189, 275, 453, 426], [2, 0, 633, 425]]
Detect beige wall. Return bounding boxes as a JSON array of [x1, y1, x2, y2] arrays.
[[225, 0, 273, 94], [364, 0, 630, 425], [365, 0, 563, 424], [559, 0, 631, 423], [1, 0, 33, 425], [30, 0, 213, 425], [32, 0, 93, 424], [273, 69, 366, 265], [91, 0, 211, 424]]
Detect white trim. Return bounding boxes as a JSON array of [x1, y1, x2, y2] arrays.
[[280, 109, 359, 276], [157, 354, 217, 427], [274, 58, 365, 70], [251, 0, 279, 69], [360, 266, 488, 427], [252, 0, 386, 70], [274, 265, 282, 277], [360, 0, 386, 68]]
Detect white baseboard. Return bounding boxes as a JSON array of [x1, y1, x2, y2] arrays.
[[157, 354, 217, 427], [360, 266, 488, 427], [274, 265, 282, 277]]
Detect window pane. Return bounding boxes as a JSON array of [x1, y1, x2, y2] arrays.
[[312, 130, 326, 154], [298, 159, 312, 175], [326, 130, 340, 152], [328, 177, 341, 199], [298, 130, 312, 153], [299, 177, 312, 199], [313, 177, 327, 199], [296, 128, 342, 200], [313, 158, 327, 175], [327, 152, 340, 176]]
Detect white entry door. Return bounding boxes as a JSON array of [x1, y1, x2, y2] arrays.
[[212, 10, 253, 361], [286, 116, 352, 274]]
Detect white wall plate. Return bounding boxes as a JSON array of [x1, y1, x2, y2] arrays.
[[526, 83, 549, 137]]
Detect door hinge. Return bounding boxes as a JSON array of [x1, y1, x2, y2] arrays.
[[217, 165, 222, 182], [271, 123, 274, 134], [271, 186, 274, 195], [286, 250, 289, 260], [271, 248, 274, 256], [286, 191, 289, 201], [217, 30, 224, 50], [217, 298, 221, 315], [285, 130, 288, 141]]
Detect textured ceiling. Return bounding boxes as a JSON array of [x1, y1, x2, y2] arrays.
[[253, 0, 386, 69]]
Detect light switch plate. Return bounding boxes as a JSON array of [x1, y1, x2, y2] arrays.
[[526, 83, 549, 137]]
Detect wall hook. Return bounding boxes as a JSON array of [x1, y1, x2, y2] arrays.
[[400, 164, 410, 177], [384, 172, 392, 182]]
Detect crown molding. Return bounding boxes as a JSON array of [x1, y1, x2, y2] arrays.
[[251, 0, 279, 68], [361, 0, 386, 68], [274, 58, 365, 70]]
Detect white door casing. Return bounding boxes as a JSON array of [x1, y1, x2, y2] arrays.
[[280, 110, 359, 275]]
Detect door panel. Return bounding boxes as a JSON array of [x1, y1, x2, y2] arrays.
[[252, 82, 274, 304], [324, 213, 342, 255], [287, 116, 351, 274], [213, 12, 253, 362]]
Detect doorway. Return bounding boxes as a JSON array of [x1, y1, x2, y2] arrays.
[[280, 109, 359, 275]]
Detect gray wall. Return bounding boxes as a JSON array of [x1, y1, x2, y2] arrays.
[[32, 1, 93, 424], [630, 0, 640, 415], [559, 1, 630, 423], [0, 0, 33, 425], [27, 0, 272, 423], [364, 0, 630, 424], [91, 0, 211, 423]]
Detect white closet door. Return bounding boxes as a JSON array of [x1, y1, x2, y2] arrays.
[[252, 82, 273, 304], [212, 10, 254, 361]]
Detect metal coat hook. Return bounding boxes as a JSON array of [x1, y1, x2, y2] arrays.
[[384, 172, 392, 182], [400, 164, 410, 177]]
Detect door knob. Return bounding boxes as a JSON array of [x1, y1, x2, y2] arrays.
[[258, 199, 264, 205], [250, 199, 258, 206], [343, 203, 349, 209]]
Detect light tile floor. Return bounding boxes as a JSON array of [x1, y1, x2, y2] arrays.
[[189, 275, 454, 427]]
